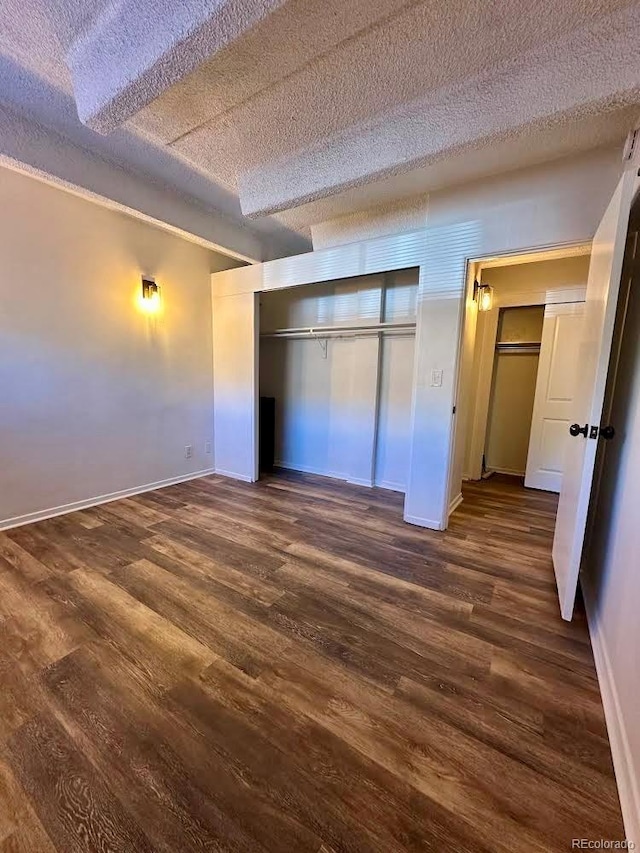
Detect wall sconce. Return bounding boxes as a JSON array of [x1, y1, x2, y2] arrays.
[[140, 276, 160, 314], [474, 281, 493, 312]]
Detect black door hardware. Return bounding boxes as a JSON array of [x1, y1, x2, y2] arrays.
[[569, 423, 588, 437], [599, 425, 616, 440], [590, 425, 599, 439]]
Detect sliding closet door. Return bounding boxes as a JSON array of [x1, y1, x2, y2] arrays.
[[374, 334, 415, 492]]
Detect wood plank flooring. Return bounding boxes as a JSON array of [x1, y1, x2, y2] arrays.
[[0, 472, 625, 852]]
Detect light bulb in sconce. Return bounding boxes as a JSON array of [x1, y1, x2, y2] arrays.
[[479, 285, 493, 312], [474, 281, 493, 312], [140, 276, 161, 314]]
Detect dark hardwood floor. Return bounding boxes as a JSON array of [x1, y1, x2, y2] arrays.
[[0, 472, 624, 852]]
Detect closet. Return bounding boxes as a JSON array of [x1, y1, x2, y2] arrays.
[[259, 269, 418, 492], [484, 306, 544, 476]]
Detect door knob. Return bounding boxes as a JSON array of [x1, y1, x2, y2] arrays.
[[599, 425, 616, 440], [569, 423, 588, 437]]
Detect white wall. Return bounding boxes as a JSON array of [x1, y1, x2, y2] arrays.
[[212, 291, 258, 482], [260, 274, 386, 330], [311, 195, 429, 250], [260, 336, 379, 483], [582, 223, 640, 844], [0, 165, 219, 527], [212, 145, 622, 529]]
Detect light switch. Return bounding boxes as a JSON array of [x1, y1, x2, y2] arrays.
[[431, 369, 443, 387]]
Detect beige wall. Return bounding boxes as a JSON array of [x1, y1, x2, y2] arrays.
[[0, 166, 221, 526], [484, 306, 544, 476], [481, 255, 591, 301]]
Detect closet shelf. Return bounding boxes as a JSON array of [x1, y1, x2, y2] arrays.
[[495, 341, 541, 353], [261, 321, 416, 340]]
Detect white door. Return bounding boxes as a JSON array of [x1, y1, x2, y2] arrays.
[[525, 302, 585, 493], [552, 162, 640, 621]]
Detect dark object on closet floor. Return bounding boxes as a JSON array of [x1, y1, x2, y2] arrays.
[[259, 396, 276, 473]]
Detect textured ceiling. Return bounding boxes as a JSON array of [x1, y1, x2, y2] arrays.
[[0, 0, 310, 258], [0, 0, 638, 248], [283, 104, 640, 234], [124, 0, 640, 221]]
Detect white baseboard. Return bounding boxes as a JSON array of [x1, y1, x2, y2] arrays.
[[274, 460, 347, 481], [0, 468, 217, 532], [487, 466, 525, 477], [403, 512, 443, 531], [276, 462, 408, 494], [214, 468, 255, 483], [275, 459, 315, 474], [347, 476, 374, 488], [375, 479, 406, 493], [449, 492, 463, 516], [583, 583, 639, 847]]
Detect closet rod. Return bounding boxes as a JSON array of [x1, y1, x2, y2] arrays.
[[495, 341, 541, 353], [261, 321, 416, 339]]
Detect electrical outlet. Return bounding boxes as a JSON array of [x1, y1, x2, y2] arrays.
[[205, 440, 212, 455], [431, 369, 443, 387], [185, 444, 193, 459]]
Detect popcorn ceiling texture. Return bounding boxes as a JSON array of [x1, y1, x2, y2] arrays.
[[235, 4, 640, 216], [0, 0, 311, 257], [60, 0, 639, 218], [68, 1, 287, 133], [279, 106, 638, 237], [0, 0, 638, 238]]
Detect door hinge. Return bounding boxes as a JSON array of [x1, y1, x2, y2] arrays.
[[623, 128, 639, 165]]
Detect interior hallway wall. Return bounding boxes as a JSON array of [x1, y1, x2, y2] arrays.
[[0, 165, 222, 527]]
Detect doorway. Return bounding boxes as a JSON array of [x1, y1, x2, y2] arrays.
[[449, 164, 638, 626], [451, 249, 591, 510]]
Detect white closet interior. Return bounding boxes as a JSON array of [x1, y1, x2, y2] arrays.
[[259, 268, 418, 492]]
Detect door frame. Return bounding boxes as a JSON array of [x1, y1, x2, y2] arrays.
[[448, 242, 591, 507]]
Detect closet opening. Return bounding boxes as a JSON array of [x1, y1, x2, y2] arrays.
[[258, 268, 418, 493], [483, 305, 544, 479]]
